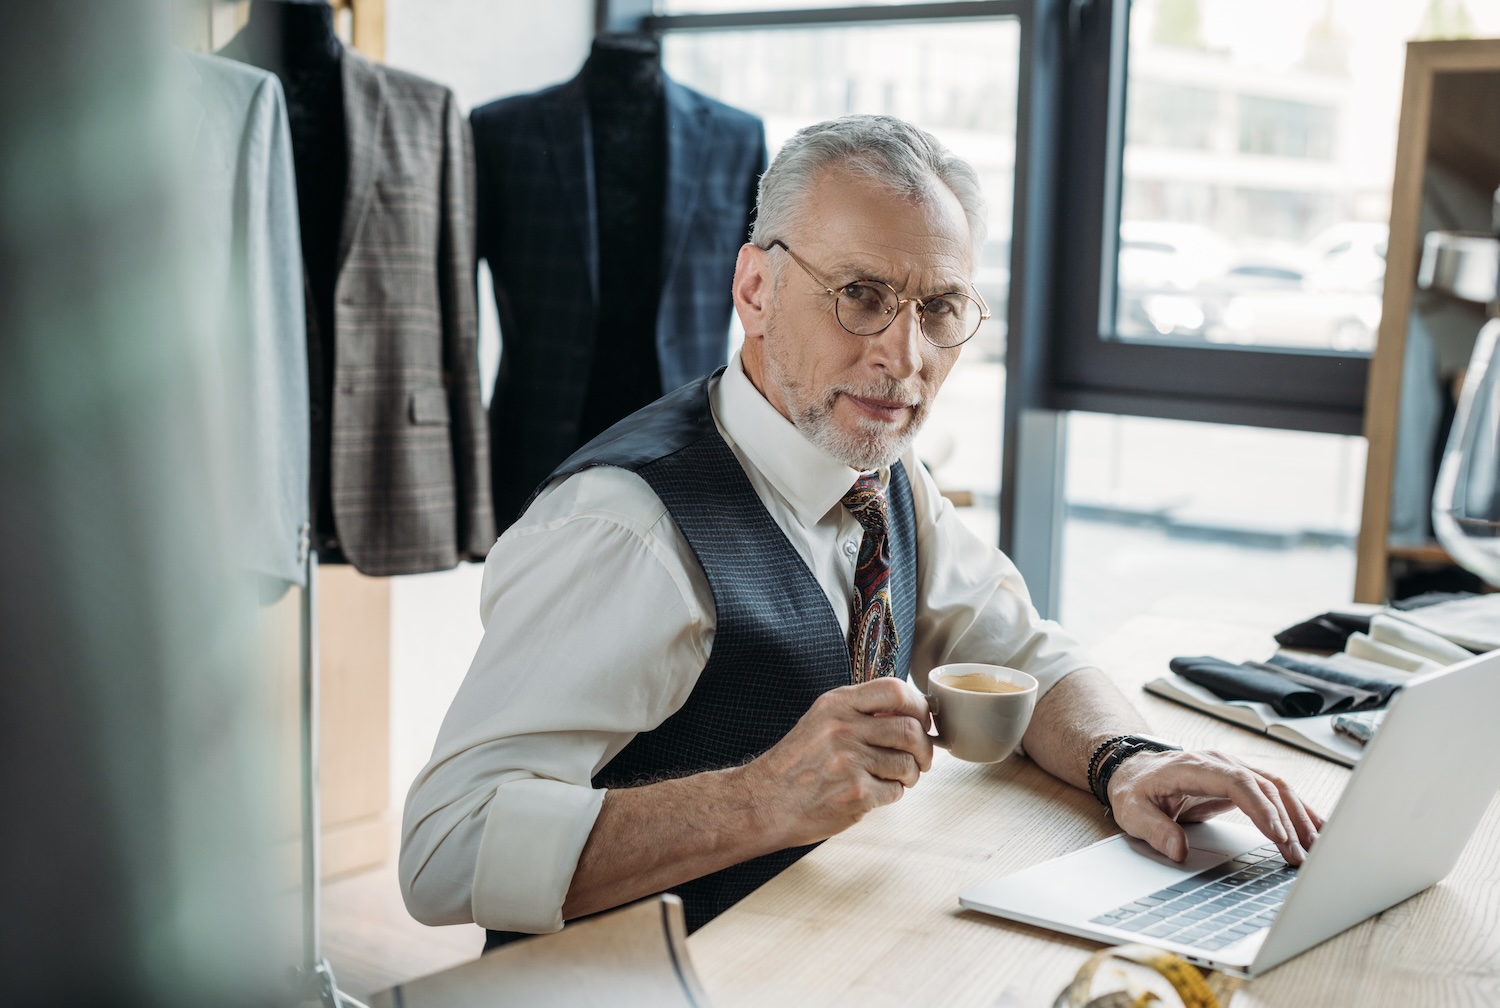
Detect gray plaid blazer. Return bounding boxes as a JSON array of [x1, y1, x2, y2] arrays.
[[214, 46, 494, 576], [471, 74, 766, 528]]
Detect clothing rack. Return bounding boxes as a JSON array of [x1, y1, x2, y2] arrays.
[[298, 552, 369, 1008]]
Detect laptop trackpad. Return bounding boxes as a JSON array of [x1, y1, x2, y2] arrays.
[[960, 820, 1268, 923]]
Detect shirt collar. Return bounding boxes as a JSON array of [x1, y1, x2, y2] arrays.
[[715, 352, 880, 524]]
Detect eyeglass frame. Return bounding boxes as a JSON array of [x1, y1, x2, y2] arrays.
[[762, 239, 991, 349]]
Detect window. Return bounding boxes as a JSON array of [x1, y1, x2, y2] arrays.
[[608, 0, 1500, 622], [660, 0, 994, 11], [1236, 95, 1337, 160], [1084, 0, 1500, 370], [1031, 0, 1500, 620], [1126, 81, 1217, 151], [653, 8, 1024, 542]]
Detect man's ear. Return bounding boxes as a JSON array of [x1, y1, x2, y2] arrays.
[[731, 243, 771, 339]]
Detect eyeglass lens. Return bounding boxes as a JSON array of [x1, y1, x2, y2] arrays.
[[834, 282, 981, 348]]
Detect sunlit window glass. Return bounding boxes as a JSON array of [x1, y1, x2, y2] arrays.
[[663, 19, 1020, 541], [1115, 0, 1500, 353], [660, 0, 991, 12]]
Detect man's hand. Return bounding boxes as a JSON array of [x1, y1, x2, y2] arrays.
[[738, 677, 934, 849], [1106, 748, 1324, 865]]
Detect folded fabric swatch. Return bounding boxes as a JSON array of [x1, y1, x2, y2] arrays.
[[1325, 651, 1419, 683], [1273, 610, 1372, 651], [1242, 662, 1377, 713], [1369, 613, 1474, 665], [1263, 653, 1402, 707], [1389, 594, 1500, 653], [1345, 633, 1442, 674], [1389, 590, 1480, 611], [1169, 656, 1329, 717]]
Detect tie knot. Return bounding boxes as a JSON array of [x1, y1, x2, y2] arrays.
[[842, 473, 888, 533]]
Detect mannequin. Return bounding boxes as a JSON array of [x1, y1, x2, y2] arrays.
[[578, 33, 667, 445], [231, 0, 348, 561], [471, 37, 765, 531]]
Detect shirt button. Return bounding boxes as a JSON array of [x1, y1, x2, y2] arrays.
[[843, 540, 858, 557]]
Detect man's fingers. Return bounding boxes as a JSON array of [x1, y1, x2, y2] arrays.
[[1164, 756, 1287, 843], [1120, 751, 1324, 865], [1257, 767, 1321, 852], [840, 677, 930, 721], [864, 747, 922, 787], [1248, 772, 1308, 864], [861, 711, 935, 770]]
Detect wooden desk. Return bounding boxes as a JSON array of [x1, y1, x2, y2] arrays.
[[688, 614, 1500, 1006]]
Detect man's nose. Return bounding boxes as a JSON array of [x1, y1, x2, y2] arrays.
[[867, 299, 925, 379]]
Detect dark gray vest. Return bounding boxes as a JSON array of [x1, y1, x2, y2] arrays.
[[486, 369, 917, 947]]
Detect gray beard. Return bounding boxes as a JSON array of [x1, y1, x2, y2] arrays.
[[791, 383, 927, 471]]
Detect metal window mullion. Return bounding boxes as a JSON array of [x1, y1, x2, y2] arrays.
[[1001, 0, 1068, 613], [1045, 0, 1367, 433], [640, 1, 1025, 33]]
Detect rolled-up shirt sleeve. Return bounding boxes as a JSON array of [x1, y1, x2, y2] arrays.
[[398, 467, 711, 933], [905, 451, 1097, 694]]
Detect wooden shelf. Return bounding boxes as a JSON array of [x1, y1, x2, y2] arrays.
[[1387, 541, 1455, 566]]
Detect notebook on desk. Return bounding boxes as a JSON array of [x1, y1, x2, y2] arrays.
[[1142, 674, 1365, 766], [959, 648, 1500, 978]]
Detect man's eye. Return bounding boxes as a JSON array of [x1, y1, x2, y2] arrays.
[[840, 283, 889, 309], [922, 295, 964, 318]]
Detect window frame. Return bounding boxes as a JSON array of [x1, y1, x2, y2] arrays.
[[597, 0, 1375, 616], [1041, 0, 1369, 437]]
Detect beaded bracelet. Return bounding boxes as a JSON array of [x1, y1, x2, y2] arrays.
[[1093, 744, 1137, 812], [1092, 736, 1184, 813], [1086, 734, 1132, 804]]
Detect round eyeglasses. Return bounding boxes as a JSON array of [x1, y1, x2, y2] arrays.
[[765, 239, 990, 349]]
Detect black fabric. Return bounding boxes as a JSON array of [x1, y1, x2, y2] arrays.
[[222, 1, 348, 560], [1242, 662, 1382, 712], [487, 370, 918, 948], [1272, 611, 1371, 651], [1170, 656, 1334, 717], [470, 70, 765, 532], [578, 36, 665, 446], [1261, 654, 1403, 707]]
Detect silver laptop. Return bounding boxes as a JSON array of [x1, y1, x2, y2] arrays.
[[960, 647, 1500, 977]]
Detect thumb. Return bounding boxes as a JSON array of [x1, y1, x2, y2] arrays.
[[1121, 800, 1189, 863]]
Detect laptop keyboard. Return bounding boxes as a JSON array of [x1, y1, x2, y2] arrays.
[[1088, 844, 1297, 952]]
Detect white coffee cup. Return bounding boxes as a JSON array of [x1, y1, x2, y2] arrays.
[[925, 663, 1038, 764]]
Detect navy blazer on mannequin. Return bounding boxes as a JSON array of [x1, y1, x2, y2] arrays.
[[471, 72, 766, 528]]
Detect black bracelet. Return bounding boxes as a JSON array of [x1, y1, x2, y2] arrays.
[[1092, 736, 1185, 813], [1093, 746, 1136, 812], [1086, 734, 1132, 804]]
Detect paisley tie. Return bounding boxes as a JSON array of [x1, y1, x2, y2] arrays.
[[842, 473, 899, 683]]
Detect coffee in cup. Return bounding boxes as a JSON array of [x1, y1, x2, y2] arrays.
[[925, 663, 1038, 764], [937, 672, 1029, 694]]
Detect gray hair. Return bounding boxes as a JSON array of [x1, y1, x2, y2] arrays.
[[751, 114, 987, 257]]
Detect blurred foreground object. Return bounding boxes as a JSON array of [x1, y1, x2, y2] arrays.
[[0, 1, 284, 1005], [370, 895, 710, 1008], [1053, 943, 1233, 1008]]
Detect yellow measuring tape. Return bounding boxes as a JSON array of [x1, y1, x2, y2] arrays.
[[1053, 944, 1229, 1008]]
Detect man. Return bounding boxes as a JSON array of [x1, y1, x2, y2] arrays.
[[400, 115, 1321, 945]]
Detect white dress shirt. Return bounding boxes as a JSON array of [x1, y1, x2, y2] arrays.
[[399, 353, 1096, 933]]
